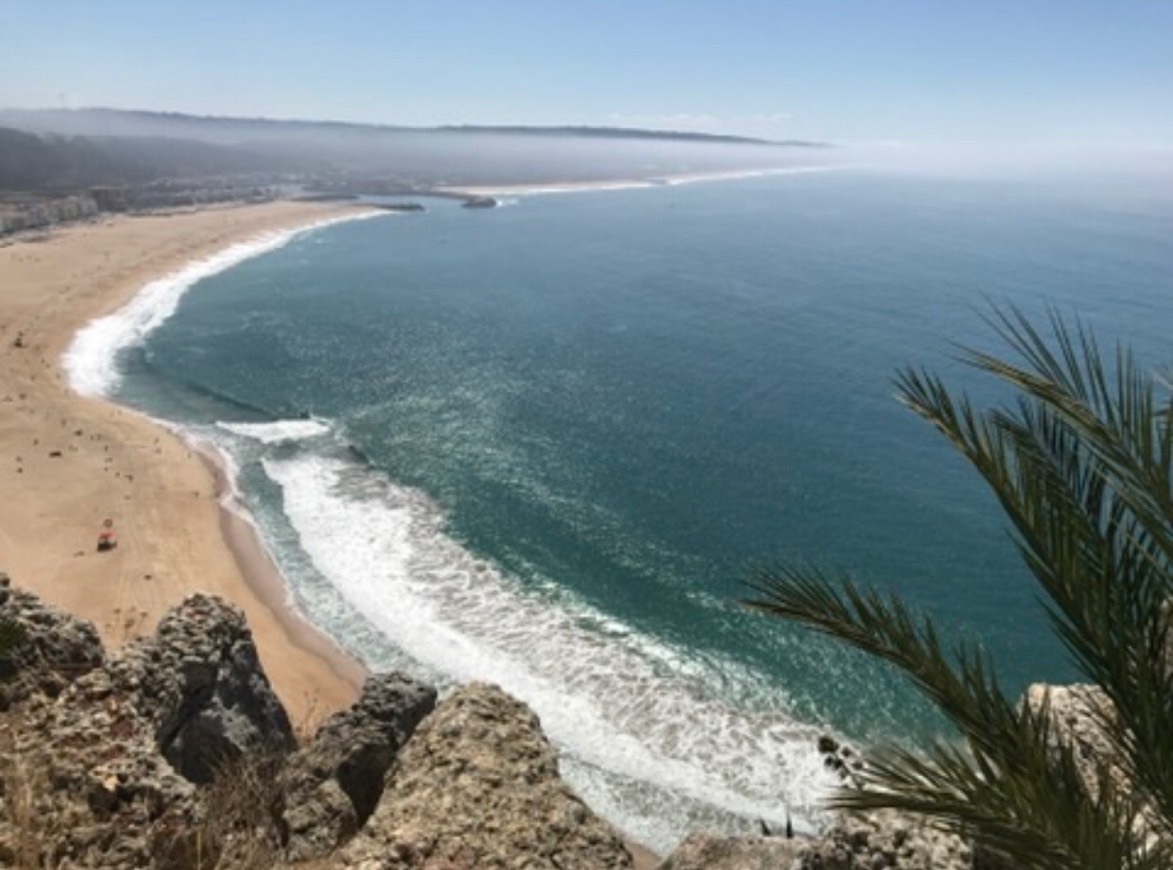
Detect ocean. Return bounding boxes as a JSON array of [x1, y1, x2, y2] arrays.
[[65, 168, 1173, 851]]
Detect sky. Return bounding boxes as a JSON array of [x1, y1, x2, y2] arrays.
[[1, 0, 1171, 148]]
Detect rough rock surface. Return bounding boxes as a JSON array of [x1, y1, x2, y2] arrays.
[[1020, 682, 1161, 857], [816, 733, 866, 788], [1, 580, 986, 870], [0, 589, 200, 868], [336, 682, 634, 869], [111, 592, 296, 784], [0, 674, 203, 867], [1025, 683, 1119, 797], [656, 833, 805, 869], [656, 810, 970, 870], [798, 810, 970, 870], [281, 672, 438, 861], [0, 571, 104, 709]]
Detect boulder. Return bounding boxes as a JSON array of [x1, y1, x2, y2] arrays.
[[656, 833, 805, 869], [111, 593, 296, 784], [0, 570, 105, 709], [280, 672, 437, 861], [816, 733, 866, 788], [335, 682, 633, 869]]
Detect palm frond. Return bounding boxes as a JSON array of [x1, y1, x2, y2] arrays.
[[747, 306, 1173, 866]]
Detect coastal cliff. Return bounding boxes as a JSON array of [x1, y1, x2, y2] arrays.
[[0, 573, 635, 868], [0, 571, 1134, 869]]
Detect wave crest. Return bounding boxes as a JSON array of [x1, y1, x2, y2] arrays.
[[63, 212, 384, 397], [216, 418, 332, 444]]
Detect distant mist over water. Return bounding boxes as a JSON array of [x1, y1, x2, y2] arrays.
[[0, 107, 834, 188], [90, 169, 1173, 850]]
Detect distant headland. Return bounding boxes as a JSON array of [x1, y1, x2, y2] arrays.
[[0, 106, 835, 236], [0, 107, 829, 148]]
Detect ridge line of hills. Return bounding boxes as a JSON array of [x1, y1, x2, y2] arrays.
[[0, 106, 837, 234], [1, 107, 827, 148]]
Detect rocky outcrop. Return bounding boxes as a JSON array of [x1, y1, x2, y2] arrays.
[[0, 610, 199, 867], [0, 673, 203, 867], [0, 571, 105, 709], [1019, 682, 1161, 857], [656, 833, 805, 869], [280, 672, 437, 861], [337, 683, 634, 869], [0, 588, 303, 867], [1025, 683, 1119, 797], [655, 809, 971, 870], [817, 733, 866, 788], [655, 731, 971, 870], [1, 586, 636, 869], [111, 593, 296, 784], [798, 810, 970, 869]]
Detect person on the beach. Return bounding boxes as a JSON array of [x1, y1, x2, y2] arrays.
[[97, 517, 117, 552]]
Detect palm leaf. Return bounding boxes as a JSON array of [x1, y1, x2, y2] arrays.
[[747, 306, 1173, 866]]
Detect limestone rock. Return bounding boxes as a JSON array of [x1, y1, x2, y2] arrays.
[[112, 593, 296, 784], [336, 682, 633, 869], [283, 777, 358, 863], [656, 833, 805, 869], [1021, 682, 1161, 854], [798, 810, 970, 870], [817, 733, 866, 788], [1025, 683, 1119, 797], [0, 586, 302, 867], [280, 672, 437, 861], [0, 663, 201, 868], [657, 810, 970, 870], [0, 571, 104, 709]]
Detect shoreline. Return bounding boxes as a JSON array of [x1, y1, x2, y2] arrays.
[[195, 437, 368, 698], [438, 163, 845, 198], [1, 196, 666, 865], [0, 200, 377, 724]]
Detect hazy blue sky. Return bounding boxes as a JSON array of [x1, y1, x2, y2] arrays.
[[1, 0, 1170, 147]]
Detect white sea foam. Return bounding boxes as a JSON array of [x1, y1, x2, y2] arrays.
[[201, 435, 244, 500], [216, 418, 332, 444], [265, 453, 836, 851], [63, 211, 385, 398], [58, 196, 844, 850]]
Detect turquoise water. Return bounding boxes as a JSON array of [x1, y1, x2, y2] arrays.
[[108, 170, 1173, 848]]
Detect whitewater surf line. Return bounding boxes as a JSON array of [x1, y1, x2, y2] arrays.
[[63, 210, 386, 398]]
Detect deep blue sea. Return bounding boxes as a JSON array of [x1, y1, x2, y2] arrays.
[[73, 168, 1173, 850]]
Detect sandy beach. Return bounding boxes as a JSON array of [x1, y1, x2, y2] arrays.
[[0, 199, 666, 864], [0, 201, 371, 725]]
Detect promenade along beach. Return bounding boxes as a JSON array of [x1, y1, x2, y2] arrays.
[[0, 202, 369, 725]]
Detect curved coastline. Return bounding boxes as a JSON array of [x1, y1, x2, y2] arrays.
[[0, 201, 378, 724], [81, 189, 836, 854], [437, 163, 850, 198]]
